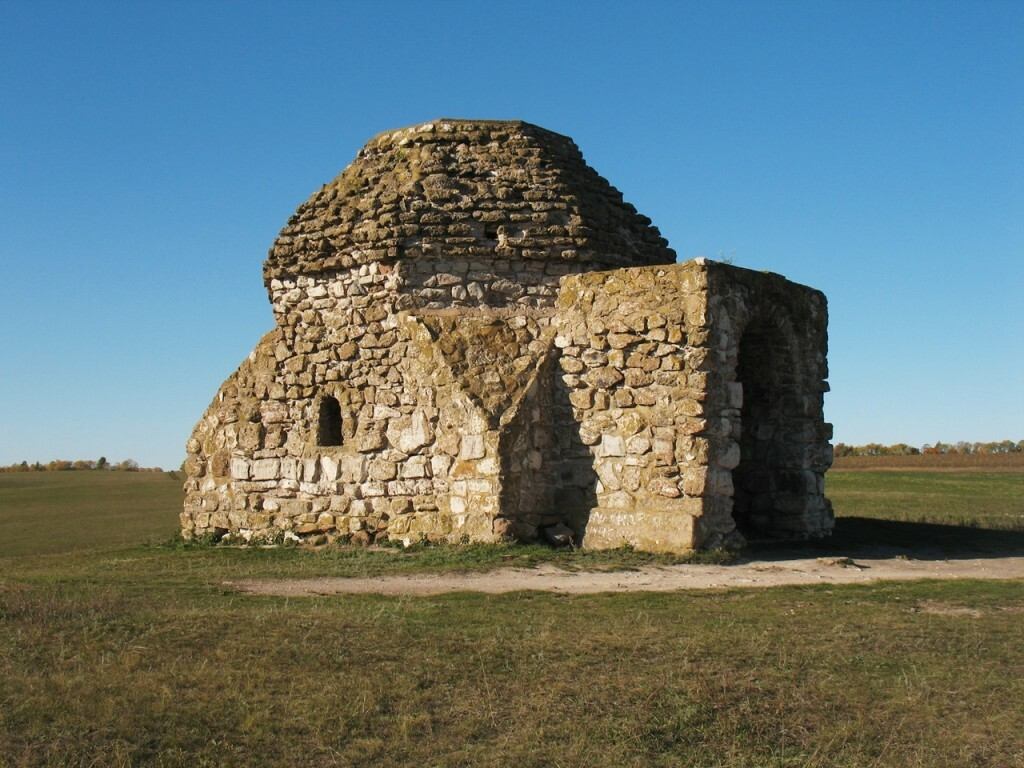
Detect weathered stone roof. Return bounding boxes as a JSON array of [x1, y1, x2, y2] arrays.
[[264, 119, 675, 282]]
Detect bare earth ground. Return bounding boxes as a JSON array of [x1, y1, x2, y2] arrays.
[[230, 552, 1024, 596]]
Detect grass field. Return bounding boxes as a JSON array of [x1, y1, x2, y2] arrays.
[[0, 471, 183, 557], [1, 467, 1022, 767]]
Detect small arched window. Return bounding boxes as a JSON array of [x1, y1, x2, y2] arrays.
[[317, 396, 343, 447]]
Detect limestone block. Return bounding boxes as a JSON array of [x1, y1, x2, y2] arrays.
[[230, 458, 250, 480], [356, 426, 386, 452], [251, 458, 281, 481], [624, 370, 653, 388], [626, 434, 651, 454], [650, 476, 681, 498], [477, 457, 499, 475], [260, 400, 289, 424], [676, 435, 710, 464], [679, 399, 704, 417], [620, 466, 642, 492], [602, 490, 634, 509], [559, 356, 584, 374], [652, 439, 674, 465], [678, 418, 708, 436], [280, 459, 300, 481], [584, 367, 624, 389], [681, 468, 708, 496], [467, 282, 486, 301], [613, 389, 634, 408], [369, 460, 398, 481], [708, 468, 734, 496], [568, 389, 594, 410], [362, 481, 387, 497], [727, 381, 744, 409], [402, 455, 430, 479], [386, 410, 433, 453], [238, 422, 264, 451], [715, 441, 741, 470], [596, 461, 622, 491], [460, 434, 486, 459], [264, 427, 287, 449], [302, 458, 320, 482], [340, 454, 368, 483], [320, 455, 340, 482], [596, 434, 626, 457], [607, 332, 635, 349], [390, 497, 414, 515], [577, 424, 601, 445], [431, 454, 452, 477]]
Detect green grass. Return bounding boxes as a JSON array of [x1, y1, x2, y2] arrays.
[[0, 471, 183, 556], [827, 469, 1024, 530], [0, 469, 1022, 767]]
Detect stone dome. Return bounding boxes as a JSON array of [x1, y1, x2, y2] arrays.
[[264, 119, 675, 283]]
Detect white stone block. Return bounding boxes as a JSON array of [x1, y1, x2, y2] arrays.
[[320, 455, 339, 482], [402, 455, 430, 479], [251, 459, 280, 481], [596, 434, 626, 457], [460, 434, 485, 459], [431, 455, 452, 477], [727, 382, 744, 409], [341, 454, 367, 483], [280, 459, 300, 481]]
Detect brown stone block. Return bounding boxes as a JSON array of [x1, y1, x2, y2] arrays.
[[583, 367, 624, 389]]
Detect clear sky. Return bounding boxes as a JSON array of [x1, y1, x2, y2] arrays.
[[2, 0, 1022, 470]]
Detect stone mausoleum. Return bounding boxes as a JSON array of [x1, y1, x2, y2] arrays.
[[182, 119, 833, 551]]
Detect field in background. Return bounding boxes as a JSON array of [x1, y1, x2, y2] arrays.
[[0, 471, 183, 556], [833, 451, 1024, 471], [828, 470, 1024, 531], [0, 465, 1022, 766]]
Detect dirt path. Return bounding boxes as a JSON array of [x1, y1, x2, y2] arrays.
[[229, 554, 1024, 596]]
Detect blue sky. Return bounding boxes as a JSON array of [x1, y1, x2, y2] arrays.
[[2, 0, 1021, 469]]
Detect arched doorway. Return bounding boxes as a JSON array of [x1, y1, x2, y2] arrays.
[[317, 396, 343, 446], [731, 315, 803, 539]]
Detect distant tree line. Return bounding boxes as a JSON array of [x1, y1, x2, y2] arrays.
[[834, 440, 1024, 457], [0, 457, 164, 473]]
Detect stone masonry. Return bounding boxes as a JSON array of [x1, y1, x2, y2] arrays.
[[182, 119, 833, 551]]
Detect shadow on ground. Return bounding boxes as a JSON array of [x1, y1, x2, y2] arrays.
[[746, 517, 1024, 562]]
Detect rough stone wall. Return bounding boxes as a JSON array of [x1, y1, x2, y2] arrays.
[[553, 263, 712, 551], [550, 260, 832, 550], [700, 263, 833, 542], [182, 119, 832, 552], [264, 119, 674, 284], [182, 258, 832, 550]]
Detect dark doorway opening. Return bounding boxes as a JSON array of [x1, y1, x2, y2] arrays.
[[317, 396, 343, 446], [731, 317, 798, 539]]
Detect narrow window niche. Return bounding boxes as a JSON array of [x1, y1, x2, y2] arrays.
[[317, 396, 343, 446]]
